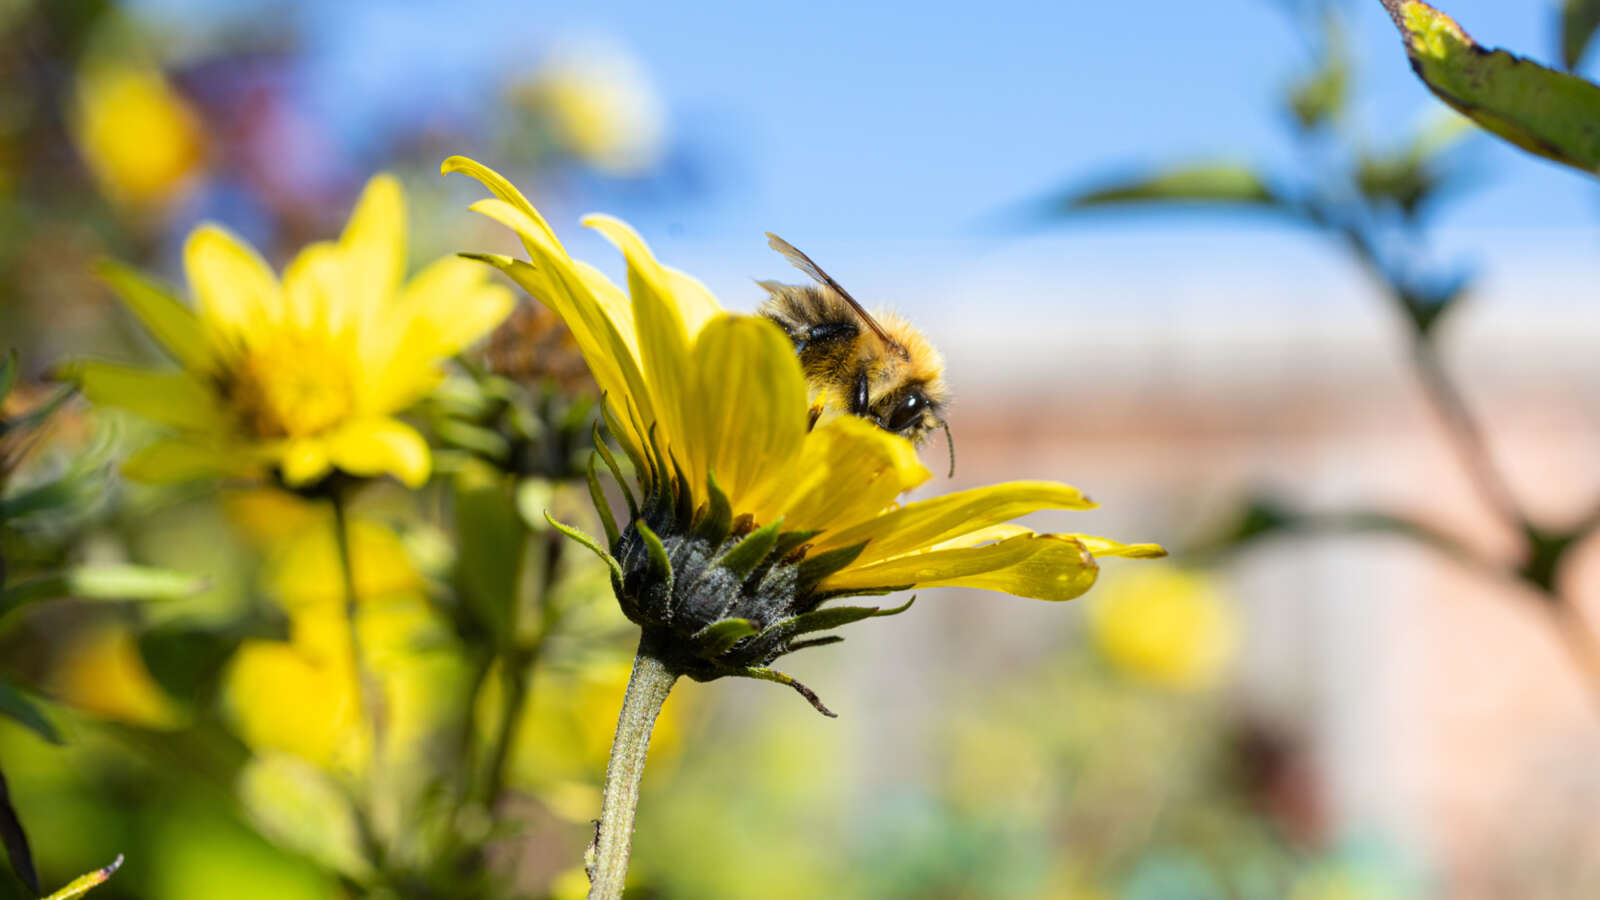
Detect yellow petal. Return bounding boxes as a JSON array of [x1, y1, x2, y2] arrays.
[[124, 439, 250, 483], [96, 259, 211, 372], [664, 267, 723, 339], [442, 155, 565, 255], [184, 223, 282, 340], [749, 415, 928, 533], [338, 174, 406, 324], [680, 315, 809, 509], [583, 214, 693, 482], [823, 534, 1098, 602], [279, 438, 332, 487], [400, 260, 515, 358], [814, 480, 1097, 566], [71, 361, 222, 431], [460, 246, 653, 448], [281, 241, 345, 332], [326, 418, 431, 487], [1068, 534, 1169, 559]]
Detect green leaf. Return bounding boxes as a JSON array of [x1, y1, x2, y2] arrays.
[[544, 511, 623, 584], [0, 681, 61, 745], [453, 461, 526, 640], [1380, 0, 1600, 175], [97, 258, 210, 371], [1055, 162, 1284, 211], [237, 754, 374, 883], [1, 564, 207, 620], [0, 765, 39, 895], [1563, 0, 1600, 70], [40, 855, 122, 900]]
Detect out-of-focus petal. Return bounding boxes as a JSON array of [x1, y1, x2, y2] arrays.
[[184, 224, 282, 339], [325, 418, 431, 488], [338, 174, 406, 323]]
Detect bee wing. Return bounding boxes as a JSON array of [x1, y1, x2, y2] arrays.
[[765, 233, 898, 348]]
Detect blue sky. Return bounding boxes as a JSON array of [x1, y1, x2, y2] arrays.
[[137, 0, 1598, 326]]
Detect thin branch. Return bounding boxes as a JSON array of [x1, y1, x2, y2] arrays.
[[587, 641, 678, 900]]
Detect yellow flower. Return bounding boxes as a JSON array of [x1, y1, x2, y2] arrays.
[[223, 512, 465, 776], [515, 40, 666, 176], [71, 59, 207, 213], [1089, 564, 1238, 691], [48, 623, 183, 729], [72, 174, 513, 488], [447, 156, 1164, 710]]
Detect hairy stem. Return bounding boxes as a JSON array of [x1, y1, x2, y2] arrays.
[[587, 641, 678, 900]]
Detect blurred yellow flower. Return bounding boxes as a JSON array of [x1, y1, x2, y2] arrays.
[[518, 40, 666, 176], [48, 623, 183, 728], [1089, 564, 1238, 691], [448, 156, 1164, 707], [223, 513, 463, 777], [71, 60, 206, 212], [73, 175, 514, 489]]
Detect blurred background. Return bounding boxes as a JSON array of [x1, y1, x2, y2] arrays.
[[3, 0, 1600, 897]]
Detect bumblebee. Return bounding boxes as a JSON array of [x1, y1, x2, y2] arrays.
[[758, 233, 953, 475]]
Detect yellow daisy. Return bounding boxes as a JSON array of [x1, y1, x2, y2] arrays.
[[71, 174, 513, 488], [445, 156, 1164, 709]]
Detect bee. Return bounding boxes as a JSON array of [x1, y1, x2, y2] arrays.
[[758, 233, 954, 476]]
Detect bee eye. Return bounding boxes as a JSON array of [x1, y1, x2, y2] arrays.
[[886, 392, 926, 433]]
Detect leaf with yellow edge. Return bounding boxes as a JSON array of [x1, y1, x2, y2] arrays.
[[1380, 0, 1600, 176], [41, 855, 122, 900]]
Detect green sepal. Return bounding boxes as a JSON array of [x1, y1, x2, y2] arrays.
[[586, 454, 621, 549], [634, 517, 674, 598], [758, 595, 914, 645], [736, 665, 836, 717], [692, 470, 734, 546], [769, 528, 822, 564], [545, 510, 623, 583], [668, 452, 696, 527], [592, 420, 639, 520], [786, 636, 845, 655], [692, 618, 760, 656], [713, 516, 784, 581], [599, 400, 651, 498], [642, 423, 673, 518], [794, 541, 868, 595]]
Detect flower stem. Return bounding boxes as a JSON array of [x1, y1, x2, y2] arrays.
[[587, 640, 678, 900], [329, 491, 386, 868]]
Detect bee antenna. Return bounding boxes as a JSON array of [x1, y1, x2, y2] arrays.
[[939, 419, 956, 478]]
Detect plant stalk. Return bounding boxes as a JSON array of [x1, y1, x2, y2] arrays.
[[586, 640, 678, 900], [329, 492, 387, 868]]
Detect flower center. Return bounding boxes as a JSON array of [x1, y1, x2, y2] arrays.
[[227, 334, 355, 438]]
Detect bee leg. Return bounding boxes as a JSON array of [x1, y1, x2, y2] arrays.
[[807, 404, 823, 431]]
